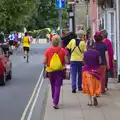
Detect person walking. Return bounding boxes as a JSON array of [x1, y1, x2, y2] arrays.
[[82, 41, 101, 106], [8, 32, 14, 50], [101, 30, 114, 90], [66, 33, 87, 93], [36, 33, 40, 44], [94, 31, 109, 94], [14, 32, 19, 49], [18, 32, 22, 43], [43, 35, 68, 109], [28, 32, 33, 43], [22, 32, 30, 62], [0, 32, 5, 43]]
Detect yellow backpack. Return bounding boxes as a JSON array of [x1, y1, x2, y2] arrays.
[[46, 49, 64, 72]]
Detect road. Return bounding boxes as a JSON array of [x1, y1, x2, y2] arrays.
[[0, 43, 49, 120]]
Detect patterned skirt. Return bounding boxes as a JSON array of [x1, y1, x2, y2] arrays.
[[82, 72, 101, 96]]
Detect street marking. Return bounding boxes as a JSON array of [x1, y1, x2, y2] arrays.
[[27, 77, 44, 120], [21, 69, 44, 120]]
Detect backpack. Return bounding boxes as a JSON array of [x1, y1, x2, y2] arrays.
[[47, 49, 63, 72], [71, 39, 82, 54]]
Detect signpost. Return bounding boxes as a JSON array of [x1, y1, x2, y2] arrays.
[[56, 0, 66, 46], [56, 0, 66, 9]]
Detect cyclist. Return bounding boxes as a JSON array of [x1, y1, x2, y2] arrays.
[[22, 32, 30, 62]]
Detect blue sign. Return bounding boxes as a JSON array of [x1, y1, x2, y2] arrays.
[[56, 0, 66, 9], [62, 0, 65, 8]]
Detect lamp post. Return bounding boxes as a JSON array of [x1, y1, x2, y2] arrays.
[[67, 1, 75, 33], [85, 1, 89, 28]]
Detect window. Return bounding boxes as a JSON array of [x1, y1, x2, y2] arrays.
[[106, 0, 114, 8]]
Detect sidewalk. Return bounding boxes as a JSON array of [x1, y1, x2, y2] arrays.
[[44, 79, 120, 120]]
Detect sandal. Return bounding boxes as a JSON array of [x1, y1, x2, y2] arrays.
[[87, 102, 92, 106], [105, 88, 108, 91], [53, 104, 59, 109], [96, 95, 100, 97], [93, 97, 98, 106]]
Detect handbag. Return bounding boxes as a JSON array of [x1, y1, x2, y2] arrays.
[[64, 64, 70, 80]]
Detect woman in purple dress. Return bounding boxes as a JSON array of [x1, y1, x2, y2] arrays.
[[82, 42, 101, 106]]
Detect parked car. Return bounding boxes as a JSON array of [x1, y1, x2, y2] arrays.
[[0, 43, 12, 85]]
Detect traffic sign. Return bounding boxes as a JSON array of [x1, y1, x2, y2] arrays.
[[56, 0, 66, 9], [62, 0, 65, 8]]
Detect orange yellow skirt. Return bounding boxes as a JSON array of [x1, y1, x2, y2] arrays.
[[82, 72, 101, 96]]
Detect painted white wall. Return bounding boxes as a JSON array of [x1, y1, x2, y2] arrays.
[[106, 9, 116, 60], [99, 9, 117, 60], [116, 0, 120, 76]]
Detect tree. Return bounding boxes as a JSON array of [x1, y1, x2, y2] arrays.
[[0, 0, 37, 33], [27, 0, 68, 31], [0, 0, 68, 33]]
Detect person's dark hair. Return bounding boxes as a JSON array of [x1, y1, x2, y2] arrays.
[[94, 31, 103, 42], [25, 32, 28, 36], [102, 30, 108, 38], [94, 35, 103, 42], [74, 34, 77, 38]]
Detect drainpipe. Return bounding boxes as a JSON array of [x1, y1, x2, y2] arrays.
[[85, 1, 89, 28], [72, 4, 75, 33], [116, 0, 120, 82], [90, 0, 98, 36]]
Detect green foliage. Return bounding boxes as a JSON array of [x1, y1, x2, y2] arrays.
[[0, 0, 38, 33], [29, 28, 51, 38], [0, 0, 68, 33], [27, 0, 68, 31]]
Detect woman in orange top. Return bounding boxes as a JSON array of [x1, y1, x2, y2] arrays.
[[43, 35, 68, 109]]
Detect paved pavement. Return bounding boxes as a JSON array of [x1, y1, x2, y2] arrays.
[[44, 79, 120, 120], [0, 43, 49, 120]]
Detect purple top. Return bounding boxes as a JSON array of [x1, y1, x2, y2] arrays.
[[83, 49, 100, 80], [82, 66, 100, 80], [95, 42, 107, 65], [14, 34, 18, 42], [84, 49, 100, 67]]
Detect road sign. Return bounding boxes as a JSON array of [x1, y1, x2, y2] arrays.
[[56, 0, 66, 9], [61, 0, 65, 8]]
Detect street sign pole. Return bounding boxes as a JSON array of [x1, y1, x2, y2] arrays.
[[59, 8, 62, 47], [56, 0, 65, 47]]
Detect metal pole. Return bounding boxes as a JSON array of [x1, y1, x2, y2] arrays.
[[86, 2, 89, 28], [116, 0, 120, 82], [59, 8, 62, 46], [73, 4, 75, 33]]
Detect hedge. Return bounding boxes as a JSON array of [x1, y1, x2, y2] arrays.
[[28, 28, 51, 38]]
